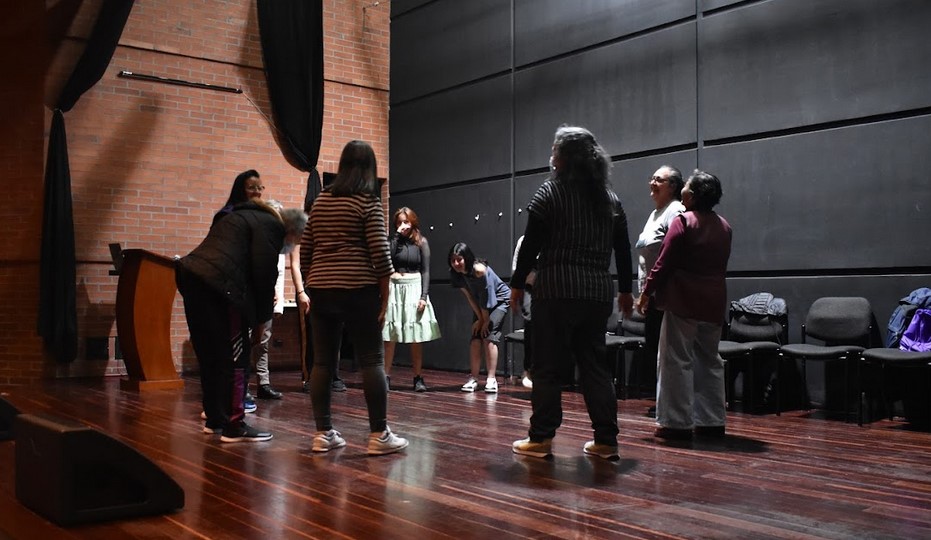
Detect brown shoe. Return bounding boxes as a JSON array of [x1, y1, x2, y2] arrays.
[[654, 427, 693, 440], [694, 426, 725, 438]]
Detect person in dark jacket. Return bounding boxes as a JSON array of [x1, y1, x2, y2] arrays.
[[510, 125, 632, 460], [177, 199, 307, 443]]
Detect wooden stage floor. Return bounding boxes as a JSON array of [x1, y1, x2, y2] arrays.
[[1, 368, 930, 539]]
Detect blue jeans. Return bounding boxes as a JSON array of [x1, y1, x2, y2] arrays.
[[309, 286, 388, 433]]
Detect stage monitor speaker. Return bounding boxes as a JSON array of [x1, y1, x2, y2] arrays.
[[0, 396, 18, 440], [14, 414, 184, 526]]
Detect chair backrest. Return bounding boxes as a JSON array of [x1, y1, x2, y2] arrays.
[[804, 297, 873, 345], [728, 311, 788, 344], [620, 310, 646, 337]]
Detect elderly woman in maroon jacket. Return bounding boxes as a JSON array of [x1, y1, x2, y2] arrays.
[[635, 170, 732, 441], [176, 199, 306, 443]]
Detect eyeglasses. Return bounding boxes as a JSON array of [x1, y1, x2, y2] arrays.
[[649, 175, 668, 183]]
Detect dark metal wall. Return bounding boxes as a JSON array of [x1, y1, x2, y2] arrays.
[[389, 0, 931, 374]]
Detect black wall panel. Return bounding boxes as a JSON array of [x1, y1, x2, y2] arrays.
[[514, 0, 695, 67], [700, 0, 931, 140], [700, 0, 744, 12], [389, 178, 513, 280], [514, 23, 696, 172], [391, 0, 511, 104], [391, 0, 434, 18], [703, 115, 931, 272], [513, 172, 548, 245], [390, 76, 512, 192], [418, 286, 480, 373]]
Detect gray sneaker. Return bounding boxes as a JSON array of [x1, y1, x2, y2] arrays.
[[367, 427, 409, 455], [312, 429, 347, 452]]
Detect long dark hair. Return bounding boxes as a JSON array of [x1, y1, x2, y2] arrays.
[[552, 126, 612, 218], [448, 242, 476, 274], [393, 206, 423, 246], [224, 169, 259, 207], [329, 140, 380, 197]]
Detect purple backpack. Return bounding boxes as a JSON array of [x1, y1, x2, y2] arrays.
[[900, 308, 931, 352]]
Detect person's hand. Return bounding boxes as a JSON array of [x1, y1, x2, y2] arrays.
[[618, 292, 633, 318], [397, 223, 411, 236], [298, 291, 310, 315], [634, 293, 649, 315], [510, 288, 524, 313], [471, 320, 484, 338], [417, 299, 426, 313], [378, 305, 388, 327]]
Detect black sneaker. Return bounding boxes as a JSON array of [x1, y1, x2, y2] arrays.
[[413, 376, 427, 393], [220, 423, 273, 443], [331, 378, 347, 392], [257, 384, 283, 400]]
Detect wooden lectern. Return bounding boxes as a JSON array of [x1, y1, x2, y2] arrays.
[[116, 249, 184, 391]]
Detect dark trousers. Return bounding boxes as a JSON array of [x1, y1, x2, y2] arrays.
[[299, 296, 314, 382], [643, 300, 664, 393], [529, 298, 618, 445], [309, 286, 388, 433], [177, 268, 250, 431]]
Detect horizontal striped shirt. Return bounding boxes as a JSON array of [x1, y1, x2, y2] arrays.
[[302, 191, 393, 289]]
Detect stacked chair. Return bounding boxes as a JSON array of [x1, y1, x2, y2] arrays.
[[719, 293, 788, 413], [858, 290, 931, 429]]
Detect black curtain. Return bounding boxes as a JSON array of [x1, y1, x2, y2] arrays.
[[256, 0, 325, 211], [38, 0, 135, 363]]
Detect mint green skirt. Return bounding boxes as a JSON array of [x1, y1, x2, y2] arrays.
[[382, 274, 441, 343]]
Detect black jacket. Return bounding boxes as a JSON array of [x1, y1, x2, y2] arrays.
[[179, 202, 284, 326]]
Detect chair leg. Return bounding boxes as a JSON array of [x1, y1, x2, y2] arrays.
[[776, 355, 782, 416], [746, 351, 755, 414], [724, 358, 732, 411]]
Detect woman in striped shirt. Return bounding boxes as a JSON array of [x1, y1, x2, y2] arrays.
[[302, 140, 408, 456]]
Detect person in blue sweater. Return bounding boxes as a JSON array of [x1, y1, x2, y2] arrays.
[[448, 242, 510, 393]]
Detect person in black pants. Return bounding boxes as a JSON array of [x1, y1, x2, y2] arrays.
[[177, 199, 306, 443], [511, 125, 633, 460]]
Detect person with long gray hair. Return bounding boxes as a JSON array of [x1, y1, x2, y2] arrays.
[[510, 125, 633, 460]]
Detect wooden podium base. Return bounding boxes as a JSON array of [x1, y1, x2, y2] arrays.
[[120, 378, 185, 392]]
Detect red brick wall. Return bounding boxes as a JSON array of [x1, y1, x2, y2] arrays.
[[0, 0, 390, 384]]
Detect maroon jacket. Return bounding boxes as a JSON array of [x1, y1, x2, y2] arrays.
[[642, 211, 732, 324]]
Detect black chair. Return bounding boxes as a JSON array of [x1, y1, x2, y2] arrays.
[[778, 297, 873, 421], [858, 348, 931, 429], [608, 310, 646, 399], [502, 329, 525, 383], [721, 304, 788, 413]]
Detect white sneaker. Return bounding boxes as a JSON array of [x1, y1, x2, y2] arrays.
[[521, 376, 533, 389], [367, 427, 409, 455], [485, 378, 498, 393], [312, 429, 346, 452], [461, 377, 478, 392]]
